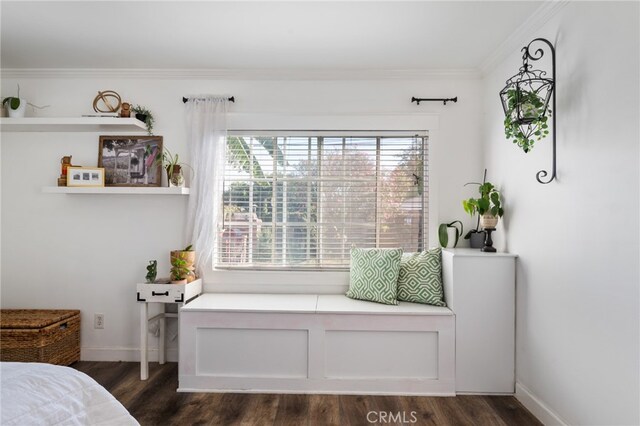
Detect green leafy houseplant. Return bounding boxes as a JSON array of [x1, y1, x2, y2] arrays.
[[463, 169, 487, 246], [438, 220, 464, 248], [131, 105, 155, 135], [462, 182, 504, 219], [145, 260, 157, 283], [147, 147, 193, 187], [170, 244, 196, 283], [2, 84, 48, 117], [170, 257, 191, 283], [503, 88, 550, 153], [2, 96, 21, 111]]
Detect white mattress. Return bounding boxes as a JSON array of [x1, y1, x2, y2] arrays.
[[0, 362, 139, 426]]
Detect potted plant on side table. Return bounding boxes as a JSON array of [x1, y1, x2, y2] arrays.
[[170, 258, 191, 284], [170, 244, 196, 282]]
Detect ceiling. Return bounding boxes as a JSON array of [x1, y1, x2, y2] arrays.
[[1, 1, 542, 71]]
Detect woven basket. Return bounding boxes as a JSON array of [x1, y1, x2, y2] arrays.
[[0, 309, 80, 365]]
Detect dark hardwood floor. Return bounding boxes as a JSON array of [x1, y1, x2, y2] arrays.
[[73, 361, 541, 426]]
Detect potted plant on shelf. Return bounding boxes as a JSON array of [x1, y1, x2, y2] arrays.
[[131, 105, 155, 135], [2, 84, 48, 118], [503, 88, 550, 153], [462, 181, 504, 230], [170, 244, 196, 282], [438, 220, 463, 248], [152, 147, 193, 187]]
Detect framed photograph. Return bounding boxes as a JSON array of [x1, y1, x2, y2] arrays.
[[98, 136, 163, 186], [67, 167, 105, 187]]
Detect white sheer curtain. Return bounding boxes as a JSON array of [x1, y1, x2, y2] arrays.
[[185, 96, 228, 276]]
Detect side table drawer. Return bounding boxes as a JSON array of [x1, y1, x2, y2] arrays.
[[137, 280, 202, 303]]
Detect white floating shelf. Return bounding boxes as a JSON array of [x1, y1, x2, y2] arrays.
[[1, 117, 147, 132], [42, 186, 190, 195]]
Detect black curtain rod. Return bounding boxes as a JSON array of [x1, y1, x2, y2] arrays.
[[182, 96, 235, 103], [411, 96, 458, 105]]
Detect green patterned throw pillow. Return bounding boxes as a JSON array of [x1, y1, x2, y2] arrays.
[[397, 248, 446, 306], [346, 247, 403, 305]]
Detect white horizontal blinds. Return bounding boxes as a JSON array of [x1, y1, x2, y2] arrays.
[[219, 134, 427, 269]]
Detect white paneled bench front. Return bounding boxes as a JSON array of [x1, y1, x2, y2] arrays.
[[178, 293, 455, 395]]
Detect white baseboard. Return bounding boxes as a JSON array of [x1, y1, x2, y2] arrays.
[[81, 347, 178, 363], [515, 382, 568, 426]]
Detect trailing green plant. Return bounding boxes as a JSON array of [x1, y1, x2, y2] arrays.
[[2, 84, 48, 111], [183, 244, 193, 251], [170, 257, 191, 281], [145, 260, 157, 283], [462, 182, 504, 218], [503, 88, 550, 153], [438, 220, 464, 248], [131, 105, 155, 135]]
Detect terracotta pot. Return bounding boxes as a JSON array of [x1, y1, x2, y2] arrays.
[[170, 250, 196, 281], [171, 278, 187, 285], [171, 250, 195, 266], [480, 214, 499, 229]]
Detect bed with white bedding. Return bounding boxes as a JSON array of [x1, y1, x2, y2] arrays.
[[0, 362, 139, 426]]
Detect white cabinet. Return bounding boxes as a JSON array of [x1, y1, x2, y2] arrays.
[[442, 248, 517, 394]]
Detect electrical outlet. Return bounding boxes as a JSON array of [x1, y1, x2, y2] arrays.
[[94, 313, 104, 329]]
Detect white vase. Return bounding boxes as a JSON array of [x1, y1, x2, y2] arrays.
[[480, 214, 499, 229], [7, 99, 26, 118], [445, 227, 458, 248]]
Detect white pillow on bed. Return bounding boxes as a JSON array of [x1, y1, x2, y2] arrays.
[[0, 362, 139, 426]]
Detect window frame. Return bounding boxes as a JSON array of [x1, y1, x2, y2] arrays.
[[202, 113, 439, 293]]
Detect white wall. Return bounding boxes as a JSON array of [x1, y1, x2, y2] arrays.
[[482, 2, 639, 425], [1, 74, 483, 360]]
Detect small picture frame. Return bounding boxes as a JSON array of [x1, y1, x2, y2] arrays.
[[67, 167, 105, 187], [98, 136, 163, 187]]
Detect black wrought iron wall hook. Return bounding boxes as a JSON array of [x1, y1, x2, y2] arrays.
[[501, 38, 557, 184]]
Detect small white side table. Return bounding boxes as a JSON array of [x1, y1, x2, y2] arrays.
[[136, 279, 202, 380]]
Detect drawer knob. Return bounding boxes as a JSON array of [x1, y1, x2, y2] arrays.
[[152, 291, 169, 296]]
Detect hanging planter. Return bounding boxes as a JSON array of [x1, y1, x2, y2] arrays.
[[502, 88, 551, 153], [500, 38, 557, 184]]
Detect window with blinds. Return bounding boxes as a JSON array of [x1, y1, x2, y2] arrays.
[[218, 134, 428, 270]]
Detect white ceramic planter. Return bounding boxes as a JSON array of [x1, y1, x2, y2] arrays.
[[444, 227, 458, 248], [7, 99, 26, 118], [480, 214, 499, 229]]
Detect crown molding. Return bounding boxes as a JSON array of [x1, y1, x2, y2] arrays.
[[479, 0, 570, 75], [0, 67, 481, 81]]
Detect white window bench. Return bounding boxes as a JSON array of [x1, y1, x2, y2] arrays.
[[178, 249, 517, 396], [179, 293, 455, 395]]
